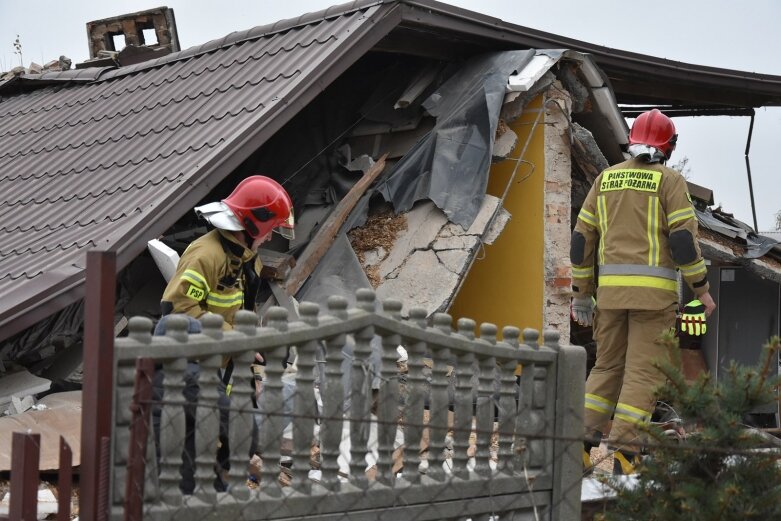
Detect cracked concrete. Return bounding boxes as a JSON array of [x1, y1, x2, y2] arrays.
[[372, 196, 508, 315]]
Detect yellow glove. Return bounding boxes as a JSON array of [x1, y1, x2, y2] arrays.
[[680, 299, 707, 336]]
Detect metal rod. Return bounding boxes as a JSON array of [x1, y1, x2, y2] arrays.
[[745, 112, 759, 232], [9, 432, 40, 521], [57, 437, 72, 521], [124, 358, 155, 521], [80, 249, 117, 521]]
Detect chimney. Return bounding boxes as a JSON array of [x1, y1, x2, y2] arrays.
[[78, 6, 180, 69]]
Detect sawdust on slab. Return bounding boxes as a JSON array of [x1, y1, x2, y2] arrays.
[[348, 210, 407, 288]]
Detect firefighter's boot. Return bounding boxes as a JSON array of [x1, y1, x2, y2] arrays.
[[583, 435, 600, 475], [583, 447, 594, 475], [613, 449, 640, 475]]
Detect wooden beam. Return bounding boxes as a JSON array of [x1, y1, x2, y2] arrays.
[[257, 154, 387, 316], [284, 154, 387, 295], [258, 249, 296, 280]]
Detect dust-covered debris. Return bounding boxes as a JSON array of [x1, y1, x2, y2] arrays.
[[348, 210, 407, 287], [0, 479, 79, 519], [495, 119, 509, 140]]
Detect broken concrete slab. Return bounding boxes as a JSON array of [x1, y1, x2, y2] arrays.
[[379, 202, 448, 280], [483, 207, 511, 245], [0, 370, 51, 413], [9, 395, 35, 415], [436, 249, 471, 274], [0, 391, 81, 471], [370, 195, 508, 315], [378, 248, 461, 315]]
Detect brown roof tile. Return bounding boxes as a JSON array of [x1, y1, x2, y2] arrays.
[[0, 3, 387, 339]]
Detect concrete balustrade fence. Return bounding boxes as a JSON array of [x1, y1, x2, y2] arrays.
[[110, 289, 585, 521]]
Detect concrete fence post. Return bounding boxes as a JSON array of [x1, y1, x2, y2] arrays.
[[551, 331, 586, 521]]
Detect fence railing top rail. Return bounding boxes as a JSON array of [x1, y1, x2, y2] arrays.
[[115, 292, 559, 365]]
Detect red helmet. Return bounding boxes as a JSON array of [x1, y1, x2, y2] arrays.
[[629, 109, 677, 159], [223, 176, 295, 240]]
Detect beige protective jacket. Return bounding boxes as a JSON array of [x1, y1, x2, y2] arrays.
[[161, 229, 261, 329], [571, 157, 709, 310]]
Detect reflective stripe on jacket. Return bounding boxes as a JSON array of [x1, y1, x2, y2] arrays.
[[161, 229, 261, 329], [571, 157, 709, 310]]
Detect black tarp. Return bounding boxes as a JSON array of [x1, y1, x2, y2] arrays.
[[376, 50, 536, 230]]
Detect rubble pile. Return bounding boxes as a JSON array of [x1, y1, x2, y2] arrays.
[[0, 55, 72, 80]]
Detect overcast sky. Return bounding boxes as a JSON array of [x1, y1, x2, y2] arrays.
[[2, 0, 779, 230]]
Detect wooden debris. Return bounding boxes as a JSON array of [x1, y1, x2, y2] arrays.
[[258, 249, 295, 280]]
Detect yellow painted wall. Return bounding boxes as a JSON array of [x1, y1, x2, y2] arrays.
[[449, 95, 545, 334]]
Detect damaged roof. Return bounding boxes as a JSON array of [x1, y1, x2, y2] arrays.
[[3, 0, 781, 342]]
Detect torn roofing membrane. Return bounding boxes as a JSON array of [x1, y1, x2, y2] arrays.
[[696, 207, 781, 260], [378, 50, 536, 230], [300, 50, 576, 314]]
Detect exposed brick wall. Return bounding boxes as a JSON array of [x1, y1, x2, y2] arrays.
[[543, 82, 573, 340]]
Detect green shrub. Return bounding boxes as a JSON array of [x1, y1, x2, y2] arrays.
[[605, 334, 781, 521]]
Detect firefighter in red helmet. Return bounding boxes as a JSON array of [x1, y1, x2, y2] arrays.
[[571, 109, 715, 474], [156, 175, 294, 493], [161, 175, 294, 326]]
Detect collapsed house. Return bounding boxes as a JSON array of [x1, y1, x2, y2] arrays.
[[1, 0, 781, 445]]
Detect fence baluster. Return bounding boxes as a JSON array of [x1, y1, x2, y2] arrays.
[[514, 329, 538, 475], [497, 327, 521, 474], [452, 318, 476, 479], [376, 298, 403, 485], [348, 289, 375, 488], [541, 330, 561, 477], [292, 302, 320, 493], [474, 323, 497, 477], [113, 318, 153, 509], [427, 313, 452, 481], [401, 307, 427, 483], [225, 311, 256, 500], [193, 352, 221, 501], [143, 412, 160, 505], [258, 307, 289, 496], [319, 296, 348, 490], [159, 316, 190, 506]]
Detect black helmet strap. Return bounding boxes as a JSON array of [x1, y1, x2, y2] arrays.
[[251, 207, 276, 222]]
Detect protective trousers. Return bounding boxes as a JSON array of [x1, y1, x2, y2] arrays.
[[584, 304, 677, 452]]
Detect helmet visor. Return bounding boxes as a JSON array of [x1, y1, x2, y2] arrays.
[[273, 208, 295, 240]]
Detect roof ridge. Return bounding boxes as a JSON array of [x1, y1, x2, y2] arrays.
[[99, 0, 388, 81], [0, 36, 330, 121]]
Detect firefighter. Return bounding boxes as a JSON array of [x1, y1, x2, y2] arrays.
[[155, 175, 295, 493], [161, 175, 295, 324], [571, 109, 716, 475]]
